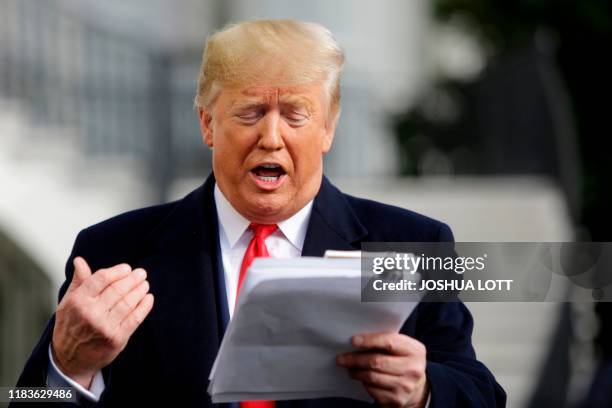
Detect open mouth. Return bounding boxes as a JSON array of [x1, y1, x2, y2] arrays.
[[250, 163, 287, 184]]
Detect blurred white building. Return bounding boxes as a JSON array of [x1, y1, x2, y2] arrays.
[[0, 1, 578, 406]]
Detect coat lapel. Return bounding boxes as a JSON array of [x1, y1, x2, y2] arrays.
[[128, 174, 365, 401], [136, 175, 226, 387], [301, 176, 368, 256], [279, 177, 367, 408]]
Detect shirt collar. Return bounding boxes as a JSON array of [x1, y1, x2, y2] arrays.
[[214, 183, 313, 251]]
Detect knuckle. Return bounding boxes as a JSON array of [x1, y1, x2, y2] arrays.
[[365, 371, 377, 383], [86, 276, 102, 294], [132, 310, 145, 325], [405, 367, 419, 379], [415, 340, 426, 356], [340, 355, 352, 366], [126, 271, 138, 285], [80, 306, 97, 323], [90, 316, 107, 334], [122, 316, 139, 333], [90, 271, 104, 286], [124, 313, 138, 328], [406, 361, 425, 378], [99, 320, 119, 340], [86, 311, 109, 334], [381, 391, 404, 407], [107, 283, 123, 300], [111, 280, 126, 293], [69, 289, 88, 304], [117, 297, 133, 312], [108, 333, 124, 349], [402, 378, 414, 393], [61, 295, 78, 311], [391, 395, 405, 407], [99, 268, 115, 285], [370, 356, 384, 371], [91, 321, 109, 339]]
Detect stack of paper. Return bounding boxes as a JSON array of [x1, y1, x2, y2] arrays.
[[208, 255, 419, 403]]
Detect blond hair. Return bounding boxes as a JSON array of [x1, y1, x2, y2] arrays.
[[194, 19, 345, 116]]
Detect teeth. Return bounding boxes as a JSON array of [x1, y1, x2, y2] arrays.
[[258, 175, 279, 182], [261, 164, 280, 169]]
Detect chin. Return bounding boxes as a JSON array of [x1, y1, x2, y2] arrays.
[[246, 193, 292, 222]]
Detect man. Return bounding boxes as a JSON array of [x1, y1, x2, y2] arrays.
[[14, 20, 505, 407]]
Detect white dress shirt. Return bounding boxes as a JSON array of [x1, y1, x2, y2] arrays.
[[214, 184, 313, 316], [47, 183, 313, 402], [47, 345, 105, 402]]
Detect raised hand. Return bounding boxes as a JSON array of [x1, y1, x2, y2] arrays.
[[51, 257, 154, 389]]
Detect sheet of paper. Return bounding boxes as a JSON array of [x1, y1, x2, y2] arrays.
[[208, 257, 419, 403], [323, 249, 362, 259]]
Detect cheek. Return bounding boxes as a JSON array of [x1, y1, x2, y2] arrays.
[[213, 126, 255, 162], [288, 133, 324, 173]]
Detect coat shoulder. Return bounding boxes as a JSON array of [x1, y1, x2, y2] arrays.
[[73, 200, 181, 269], [342, 193, 454, 242], [81, 200, 179, 242]]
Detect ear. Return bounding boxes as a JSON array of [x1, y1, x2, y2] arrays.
[[322, 108, 340, 154], [198, 107, 214, 148]]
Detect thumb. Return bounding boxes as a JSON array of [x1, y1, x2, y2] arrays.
[[70, 256, 92, 289]]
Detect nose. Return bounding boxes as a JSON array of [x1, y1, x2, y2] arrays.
[[257, 111, 285, 151]]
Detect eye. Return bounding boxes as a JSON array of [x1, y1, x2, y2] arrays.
[[283, 110, 309, 126], [235, 109, 263, 124]]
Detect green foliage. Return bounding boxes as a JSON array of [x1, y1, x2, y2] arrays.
[[434, 0, 611, 53]]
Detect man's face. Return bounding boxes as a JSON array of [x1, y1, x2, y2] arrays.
[[199, 82, 337, 223]]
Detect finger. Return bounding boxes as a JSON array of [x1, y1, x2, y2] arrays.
[[81, 263, 132, 297], [348, 369, 402, 391], [68, 257, 92, 291], [108, 279, 150, 326], [337, 352, 408, 375], [363, 385, 405, 407], [351, 332, 420, 356], [120, 293, 154, 336], [99, 268, 147, 310]]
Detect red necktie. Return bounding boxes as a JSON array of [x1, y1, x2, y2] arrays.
[[237, 223, 278, 408]]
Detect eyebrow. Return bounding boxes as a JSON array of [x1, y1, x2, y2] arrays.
[[278, 95, 313, 112], [230, 96, 313, 114], [231, 101, 266, 110]]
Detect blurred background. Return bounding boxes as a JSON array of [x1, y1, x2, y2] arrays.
[[0, 0, 610, 407]]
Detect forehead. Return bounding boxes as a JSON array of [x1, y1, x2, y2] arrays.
[[219, 82, 325, 107]]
